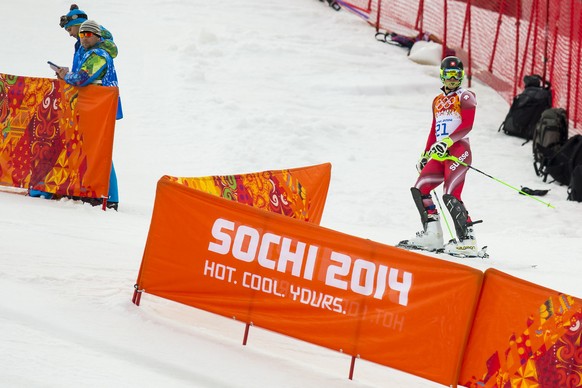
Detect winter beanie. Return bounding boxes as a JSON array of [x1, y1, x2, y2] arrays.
[[79, 20, 102, 37], [60, 4, 88, 29]]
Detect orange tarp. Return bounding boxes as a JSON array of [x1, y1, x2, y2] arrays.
[[460, 269, 582, 387], [0, 73, 118, 198], [166, 162, 331, 224], [135, 168, 483, 386]]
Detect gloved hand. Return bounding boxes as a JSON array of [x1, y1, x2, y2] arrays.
[[416, 151, 429, 173], [429, 137, 453, 158]]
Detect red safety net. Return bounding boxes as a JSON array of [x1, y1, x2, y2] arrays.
[[342, 0, 582, 134]]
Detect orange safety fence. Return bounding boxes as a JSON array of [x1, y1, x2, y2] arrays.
[[133, 164, 581, 387], [165, 163, 331, 225], [134, 165, 484, 386], [0, 73, 118, 198], [460, 269, 582, 388]]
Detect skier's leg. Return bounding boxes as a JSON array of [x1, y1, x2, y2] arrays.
[[29, 189, 53, 199], [442, 141, 481, 255], [397, 162, 444, 251], [415, 160, 445, 220], [411, 187, 429, 226], [443, 140, 473, 234], [414, 159, 445, 217], [107, 162, 119, 210], [442, 194, 471, 240]]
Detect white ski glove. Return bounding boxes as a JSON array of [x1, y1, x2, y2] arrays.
[[429, 137, 453, 158]]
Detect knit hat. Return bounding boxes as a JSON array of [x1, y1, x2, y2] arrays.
[[79, 20, 102, 37], [60, 4, 88, 29]]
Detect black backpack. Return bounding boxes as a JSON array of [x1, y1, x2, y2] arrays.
[[542, 135, 582, 185], [533, 108, 568, 177], [567, 165, 582, 202], [499, 75, 552, 140]]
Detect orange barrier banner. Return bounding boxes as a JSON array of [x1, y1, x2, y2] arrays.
[[166, 162, 331, 224], [460, 269, 582, 387], [135, 169, 483, 386], [0, 73, 118, 198]]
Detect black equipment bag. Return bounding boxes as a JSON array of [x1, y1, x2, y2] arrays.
[[533, 108, 568, 177], [567, 165, 582, 202], [542, 134, 582, 185], [499, 75, 552, 141]]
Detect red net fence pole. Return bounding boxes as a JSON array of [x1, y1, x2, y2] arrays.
[[340, 0, 582, 134]]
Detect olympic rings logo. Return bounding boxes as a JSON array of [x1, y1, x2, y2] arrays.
[[435, 96, 456, 111]]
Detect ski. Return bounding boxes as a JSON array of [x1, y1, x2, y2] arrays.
[[396, 243, 542, 269], [437, 246, 489, 259], [396, 241, 489, 259]]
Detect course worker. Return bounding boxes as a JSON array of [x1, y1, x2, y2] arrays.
[[56, 20, 122, 210]]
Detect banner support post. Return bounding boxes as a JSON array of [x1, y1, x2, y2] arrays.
[[132, 284, 143, 306], [348, 355, 357, 380], [242, 322, 252, 345]]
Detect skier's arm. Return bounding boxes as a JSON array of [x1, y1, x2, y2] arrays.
[[447, 91, 476, 143], [417, 102, 438, 171]]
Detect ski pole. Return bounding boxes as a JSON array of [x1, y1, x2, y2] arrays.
[[432, 190, 455, 239], [432, 154, 555, 209]]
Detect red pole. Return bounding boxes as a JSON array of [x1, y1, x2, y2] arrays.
[[448, 0, 449, 59], [461, 0, 470, 47], [466, 0, 472, 87], [375, 0, 383, 32], [531, 0, 540, 73], [542, 0, 549, 81], [574, 5, 582, 131], [348, 355, 357, 380], [513, 0, 521, 97], [518, 0, 536, 82], [242, 322, 251, 345], [547, 0, 561, 97], [415, 0, 425, 32], [132, 285, 142, 306], [488, 0, 507, 72], [566, 0, 574, 115]]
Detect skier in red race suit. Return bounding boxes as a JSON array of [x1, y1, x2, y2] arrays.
[[399, 56, 482, 257]]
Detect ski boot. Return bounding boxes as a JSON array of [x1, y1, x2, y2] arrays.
[[398, 213, 444, 251], [441, 194, 487, 258], [397, 188, 444, 251], [443, 225, 478, 256]]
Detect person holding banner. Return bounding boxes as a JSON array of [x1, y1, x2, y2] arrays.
[[398, 56, 482, 257], [30, 5, 119, 202], [57, 6, 123, 121], [57, 5, 122, 120], [56, 20, 122, 210]]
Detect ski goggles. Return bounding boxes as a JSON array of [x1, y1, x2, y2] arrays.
[[79, 31, 100, 38], [441, 68, 464, 80]]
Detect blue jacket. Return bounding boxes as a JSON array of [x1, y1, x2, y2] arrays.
[[67, 47, 123, 119]]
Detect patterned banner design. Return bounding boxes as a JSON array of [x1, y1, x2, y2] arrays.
[[135, 168, 483, 386], [0, 73, 118, 198], [166, 163, 331, 225], [460, 269, 582, 388]]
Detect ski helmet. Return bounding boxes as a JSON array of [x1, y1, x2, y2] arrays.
[[440, 56, 464, 83]]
